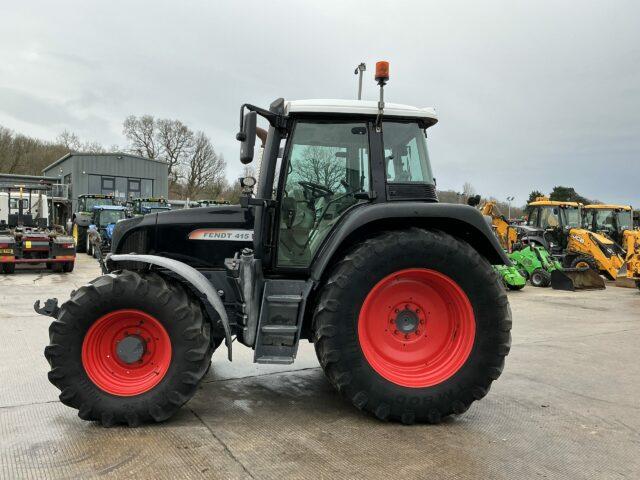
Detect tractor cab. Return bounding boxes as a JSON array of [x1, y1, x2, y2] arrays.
[[582, 204, 633, 245], [128, 197, 170, 216], [77, 194, 115, 213], [87, 205, 127, 257], [90, 205, 127, 231], [525, 198, 582, 253]]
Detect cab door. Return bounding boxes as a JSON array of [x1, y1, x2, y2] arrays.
[[275, 120, 371, 269]]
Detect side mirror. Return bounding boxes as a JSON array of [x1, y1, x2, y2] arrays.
[[239, 111, 257, 164]]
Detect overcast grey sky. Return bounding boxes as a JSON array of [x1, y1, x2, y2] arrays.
[[1, 1, 638, 206]]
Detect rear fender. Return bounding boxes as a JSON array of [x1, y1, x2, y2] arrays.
[[310, 202, 510, 283], [109, 253, 233, 360]]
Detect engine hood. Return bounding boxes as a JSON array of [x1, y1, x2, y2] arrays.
[[112, 205, 254, 268]]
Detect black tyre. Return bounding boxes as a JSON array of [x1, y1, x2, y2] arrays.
[[62, 261, 75, 273], [518, 268, 529, 280], [570, 255, 598, 271], [2, 263, 15, 274], [635, 280, 640, 292], [51, 263, 64, 273], [507, 282, 525, 291], [313, 228, 511, 424], [530, 268, 551, 287], [74, 224, 87, 253], [44, 271, 216, 426]]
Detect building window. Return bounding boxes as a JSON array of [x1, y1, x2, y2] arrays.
[[141, 179, 153, 197], [115, 177, 127, 200], [128, 178, 141, 197], [101, 177, 115, 194]]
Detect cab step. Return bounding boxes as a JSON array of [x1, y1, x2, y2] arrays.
[[254, 279, 312, 364]]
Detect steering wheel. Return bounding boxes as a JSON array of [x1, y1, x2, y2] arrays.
[[298, 181, 333, 198]]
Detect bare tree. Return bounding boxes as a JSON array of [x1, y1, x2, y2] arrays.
[[123, 115, 158, 159], [183, 132, 226, 198], [293, 146, 344, 192], [156, 119, 193, 182], [56, 130, 82, 151]]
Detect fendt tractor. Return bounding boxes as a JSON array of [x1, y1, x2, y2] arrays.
[[37, 62, 512, 426], [72, 194, 116, 253]]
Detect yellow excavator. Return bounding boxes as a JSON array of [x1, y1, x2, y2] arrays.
[[583, 204, 640, 290], [621, 230, 640, 290], [520, 197, 624, 290], [480, 201, 518, 252]]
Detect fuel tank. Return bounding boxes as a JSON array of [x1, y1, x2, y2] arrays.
[[111, 205, 254, 268]]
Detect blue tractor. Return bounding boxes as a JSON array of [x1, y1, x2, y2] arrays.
[[87, 205, 128, 258]]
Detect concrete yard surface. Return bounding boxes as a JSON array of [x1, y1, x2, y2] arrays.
[[1, 254, 639, 479]]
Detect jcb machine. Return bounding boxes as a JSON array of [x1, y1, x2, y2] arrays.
[[582, 204, 633, 245], [475, 200, 526, 289], [37, 62, 512, 426], [72, 194, 116, 253], [583, 204, 640, 290], [523, 198, 623, 290], [480, 201, 518, 252], [621, 229, 640, 290]]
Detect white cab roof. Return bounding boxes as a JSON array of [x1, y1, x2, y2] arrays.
[[285, 99, 437, 121]]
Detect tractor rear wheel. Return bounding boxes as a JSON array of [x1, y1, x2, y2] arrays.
[[530, 268, 551, 287], [313, 228, 511, 424], [44, 271, 216, 426]]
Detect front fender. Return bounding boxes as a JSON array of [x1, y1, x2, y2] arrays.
[[310, 202, 510, 282], [109, 254, 232, 360]]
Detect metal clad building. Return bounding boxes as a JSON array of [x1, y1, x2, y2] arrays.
[[43, 153, 168, 211]]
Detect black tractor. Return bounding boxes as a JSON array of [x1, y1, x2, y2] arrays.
[[39, 63, 511, 426]]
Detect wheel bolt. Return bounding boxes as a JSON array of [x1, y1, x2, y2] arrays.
[[404, 334, 410, 340]]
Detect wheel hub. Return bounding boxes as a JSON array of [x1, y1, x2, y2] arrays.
[[391, 303, 424, 339], [116, 335, 146, 364]]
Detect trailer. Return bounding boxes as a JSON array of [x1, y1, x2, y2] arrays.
[[0, 185, 75, 274]]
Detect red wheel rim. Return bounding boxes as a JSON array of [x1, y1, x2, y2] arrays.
[[82, 309, 172, 396], [358, 268, 475, 388]]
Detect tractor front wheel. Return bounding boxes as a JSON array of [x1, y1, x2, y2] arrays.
[[570, 255, 598, 272], [313, 228, 511, 424], [44, 271, 217, 426]]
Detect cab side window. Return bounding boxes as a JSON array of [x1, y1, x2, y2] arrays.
[[277, 122, 370, 267], [540, 208, 560, 229]]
